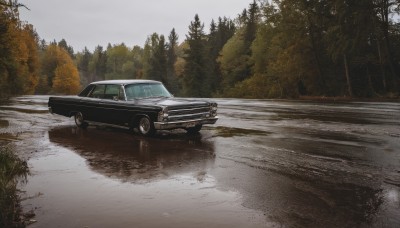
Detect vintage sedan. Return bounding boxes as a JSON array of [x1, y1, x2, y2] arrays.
[[48, 80, 218, 136]]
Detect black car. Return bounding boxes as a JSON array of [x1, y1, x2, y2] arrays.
[[48, 80, 218, 136]]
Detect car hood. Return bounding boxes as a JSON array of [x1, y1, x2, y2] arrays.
[[130, 97, 210, 108]]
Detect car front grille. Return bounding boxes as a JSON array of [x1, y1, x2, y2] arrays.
[[168, 105, 210, 122]]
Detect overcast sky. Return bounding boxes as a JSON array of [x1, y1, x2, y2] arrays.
[[19, 0, 252, 52]]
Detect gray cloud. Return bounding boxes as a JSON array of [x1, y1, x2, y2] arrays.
[[19, 0, 251, 51]]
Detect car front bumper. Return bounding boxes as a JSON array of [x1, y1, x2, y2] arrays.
[[154, 117, 218, 130]]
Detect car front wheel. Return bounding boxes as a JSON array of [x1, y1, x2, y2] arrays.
[[138, 116, 155, 136], [74, 112, 88, 128]]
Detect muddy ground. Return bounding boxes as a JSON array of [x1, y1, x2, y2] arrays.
[[1, 96, 399, 227]]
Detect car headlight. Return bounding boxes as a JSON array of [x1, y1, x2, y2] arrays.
[[158, 107, 168, 121], [210, 103, 217, 117]]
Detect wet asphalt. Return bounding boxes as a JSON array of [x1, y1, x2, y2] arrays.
[[0, 96, 399, 227]]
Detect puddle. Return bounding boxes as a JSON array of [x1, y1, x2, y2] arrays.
[[21, 137, 269, 228], [48, 126, 216, 182]]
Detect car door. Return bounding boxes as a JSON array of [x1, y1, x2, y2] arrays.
[[83, 84, 105, 122], [98, 84, 129, 125]]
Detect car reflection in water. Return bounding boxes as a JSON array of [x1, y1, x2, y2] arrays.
[[48, 126, 215, 183]]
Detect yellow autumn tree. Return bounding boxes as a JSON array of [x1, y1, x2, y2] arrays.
[[52, 46, 80, 94], [15, 24, 40, 94], [53, 63, 80, 94], [0, 3, 40, 97], [37, 44, 59, 94]]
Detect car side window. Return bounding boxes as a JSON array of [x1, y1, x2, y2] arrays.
[[78, 85, 95, 97], [89, 85, 106, 98], [104, 85, 120, 100]]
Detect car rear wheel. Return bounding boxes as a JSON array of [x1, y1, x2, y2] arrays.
[[138, 116, 155, 136], [74, 112, 88, 128], [186, 124, 202, 134]]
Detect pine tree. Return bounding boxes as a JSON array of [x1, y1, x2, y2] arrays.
[[183, 14, 207, 97], [57, 38, 74, 58], [206, 17, 236, 94], [130, 45, 144, 79], [244, 0, 260, 51], [88, 45, 107, 81], [167, 28, 179, 94], [148, 34, 167, 83], [77, 47, 91, 83]]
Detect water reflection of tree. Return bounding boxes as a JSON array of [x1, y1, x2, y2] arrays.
[[48, 126, 215, 182]]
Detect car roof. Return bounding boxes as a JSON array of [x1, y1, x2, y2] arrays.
[[90, 80, 161, 85]]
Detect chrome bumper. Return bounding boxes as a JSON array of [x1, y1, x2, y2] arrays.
[[154, 117, 218, 130]]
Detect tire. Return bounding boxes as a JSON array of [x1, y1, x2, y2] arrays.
[[74, 112, 88, 128], [186, 124, 202, 134], [138, 116, 155, 136]]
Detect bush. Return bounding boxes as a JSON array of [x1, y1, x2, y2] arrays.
[[0, 146, 29, 228]]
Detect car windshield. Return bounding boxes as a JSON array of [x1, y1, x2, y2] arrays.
[[124, 83, 172, 100]]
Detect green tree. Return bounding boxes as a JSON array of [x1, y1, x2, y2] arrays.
[[105, 43, 133, 79], [76, 47, 92, 85], [88, 45, 107, 81], [219, 1, 260, 94], [373, 0, 400, 93], [269, 0, 322, 97], [167, 28, 180, 94], [130, 45, 144, 79], [183, 14, 207, 97], [144, 33, 167, 83], [218, 28, 248, 88], [206, 17, 235, 94], [244, 0, 260, 50], [323, 0, 380, 97]]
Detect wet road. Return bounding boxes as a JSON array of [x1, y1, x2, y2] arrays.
[[1, 96, 400, 227]]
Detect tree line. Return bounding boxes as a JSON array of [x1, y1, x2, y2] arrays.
[[1, 0, 400, 98], [0, 1, 80, 96]]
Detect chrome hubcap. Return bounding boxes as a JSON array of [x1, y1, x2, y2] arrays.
[[139, 118, 150, 134], [75, 112, 83, 126]]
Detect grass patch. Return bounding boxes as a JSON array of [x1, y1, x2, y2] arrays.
[[0, 145, 29, 228]]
